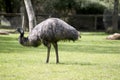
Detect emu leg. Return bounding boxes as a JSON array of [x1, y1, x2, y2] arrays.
[[53, 42, 59, 63], [46, 44, 51, 63]]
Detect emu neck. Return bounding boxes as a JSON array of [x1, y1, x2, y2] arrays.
[[18, 31, 41, 47], [19, 33, 30, 47], [20, 33, 24, 38]]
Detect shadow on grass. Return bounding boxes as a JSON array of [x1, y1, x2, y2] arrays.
[[50, 62, 97, 66]]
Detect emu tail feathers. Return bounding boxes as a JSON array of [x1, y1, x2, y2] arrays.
[[67, 29, 79, 41]]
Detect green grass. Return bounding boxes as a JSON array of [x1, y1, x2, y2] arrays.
[[0, 32, 120, 80]]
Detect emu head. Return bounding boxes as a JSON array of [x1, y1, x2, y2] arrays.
[[17, 28, 30, 47], [17, 28, 24, 35], [17, 28, 41, 47]]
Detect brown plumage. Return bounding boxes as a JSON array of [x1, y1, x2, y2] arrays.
[[17, 18, 80, 63]]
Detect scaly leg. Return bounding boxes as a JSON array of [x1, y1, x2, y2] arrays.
[[46, 44, 51, 63], [53, 42, 59, 63]]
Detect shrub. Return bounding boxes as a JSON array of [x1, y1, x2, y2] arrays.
[[75, 0, 106, 14]]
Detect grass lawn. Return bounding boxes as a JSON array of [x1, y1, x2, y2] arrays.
[[0, 31, 120, 80]]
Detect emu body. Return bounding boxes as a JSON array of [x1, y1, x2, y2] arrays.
[[17, 18, 79, 63]]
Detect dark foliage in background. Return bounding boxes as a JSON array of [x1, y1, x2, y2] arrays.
[[0, 0, 20, 13], [0, 0, 107, 15], [75, 1, 106, 14]]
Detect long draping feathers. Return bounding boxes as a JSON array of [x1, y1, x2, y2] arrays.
[[28, 18, 79, 45]]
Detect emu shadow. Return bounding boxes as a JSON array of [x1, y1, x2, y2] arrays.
[[52, 62, 97, 66]]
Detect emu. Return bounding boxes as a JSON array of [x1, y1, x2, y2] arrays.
[[17, 18, 79, 63]]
